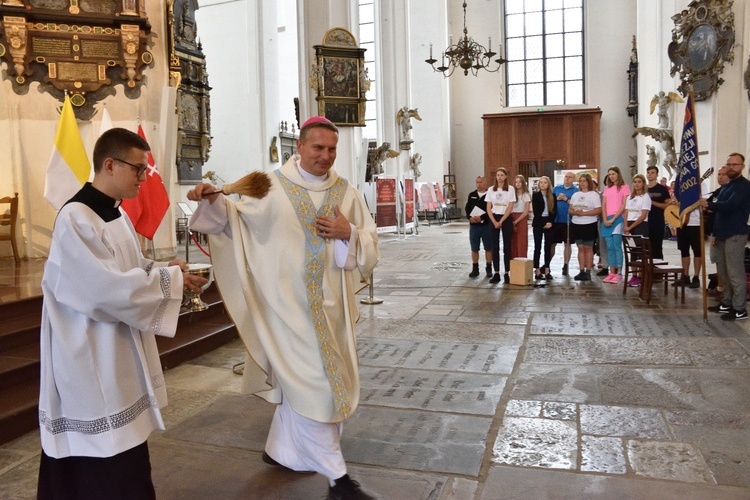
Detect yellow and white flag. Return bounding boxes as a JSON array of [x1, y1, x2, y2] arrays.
[[44, 95, 91, 210]]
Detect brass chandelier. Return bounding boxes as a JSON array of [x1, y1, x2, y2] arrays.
[[425, 1, 506, 77]]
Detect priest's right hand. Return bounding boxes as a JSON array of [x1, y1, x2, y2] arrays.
[[187, 183, 217, 202]]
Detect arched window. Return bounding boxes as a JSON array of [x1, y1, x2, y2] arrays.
[[505, 0, 584, 107]]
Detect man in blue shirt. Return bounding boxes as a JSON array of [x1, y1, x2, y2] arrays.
[[551, 171, 579, 276], [702, 153, 750, 321]]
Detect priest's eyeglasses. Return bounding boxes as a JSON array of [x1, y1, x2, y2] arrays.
[[114, 158, 149, 177]]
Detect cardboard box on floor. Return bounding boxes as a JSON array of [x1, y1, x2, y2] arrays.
[[510, 258, 533, 285]]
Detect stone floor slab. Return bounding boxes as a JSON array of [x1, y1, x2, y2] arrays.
[[161, 394, 274, 451], [579, 404, 671, 439], [628, 439, 712, 483], [357, 339, 518, 374], [343, 406, 491, 476], [580, 435, 627, 474], [524, 337, 750, 367], [151, 439, 446, 500], [482, 465, 749, 500], [492, 416, 578, 470], [359, 366, 505, 415], [511, 364, 750, 412], [531, 312, 726, 337]]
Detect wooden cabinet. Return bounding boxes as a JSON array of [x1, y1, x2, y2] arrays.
[[482, 108, 601, 184]]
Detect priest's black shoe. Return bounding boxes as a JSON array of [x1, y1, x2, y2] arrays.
[[261, 452, 314, 474], [328, 474, 377, 500]]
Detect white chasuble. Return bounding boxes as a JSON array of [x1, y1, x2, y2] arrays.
[[39, 195, 184, 458], [191, 157, 379, 423]]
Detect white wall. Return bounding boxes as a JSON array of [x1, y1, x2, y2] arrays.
[[447, 0, 504, 205], [409, 0, 452, 186], [587, 0, 638, 182], [195, 0, 279, 189]]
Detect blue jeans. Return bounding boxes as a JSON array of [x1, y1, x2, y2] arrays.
[[604, 233, 623, 272]]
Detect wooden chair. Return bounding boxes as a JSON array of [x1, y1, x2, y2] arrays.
[[0, 193, 20, 264], [622, 235, 647, 298], [622, 235, 667, 297], [639, 237, 685, 305]]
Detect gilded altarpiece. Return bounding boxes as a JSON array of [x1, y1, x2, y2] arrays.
[[167, 0, 211, 184], [0, 0, 153, 119]]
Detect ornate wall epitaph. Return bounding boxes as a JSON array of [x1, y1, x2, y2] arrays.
[[167, 0, 211, 184], [667, 0, 735, 101], [0, 0, 153, 119]]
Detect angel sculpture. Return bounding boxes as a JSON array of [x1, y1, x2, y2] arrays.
[[369, 142, 399, 178], [645, 145, 657, 169], [650, 91, 683, 129], [636, 126, 677, 177], [410, 152, 423, 180], [396, 106, 422, 142]]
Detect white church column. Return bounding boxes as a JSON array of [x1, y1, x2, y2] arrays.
[[195, 0, 280, 185], [298, 0, 361, 182]]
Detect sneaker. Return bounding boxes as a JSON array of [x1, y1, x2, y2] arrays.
[[708, 303, 733, 314], [486, 264, 493, 278], [504, 273, 510, 284], [627, 276, 638, 286], [689, 276, 700, 289], [328, 474, 377, 500], [581, 270, 592, 281], [562, 264, 569, 276], [596, 268, 609, 277], [469, 266, 480, 278], [489, 273, 501, 283], [614, 274, 624, 284], [603, 273, 616, 283], [574, 271, 586, 281], [721, 310, 748, 321]]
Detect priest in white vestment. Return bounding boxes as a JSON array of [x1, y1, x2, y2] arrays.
[[188, 116, 379, 499], [37, 128, 207, 499]]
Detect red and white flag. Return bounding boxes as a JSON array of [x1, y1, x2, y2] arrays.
[[120, 125, 170, 239]]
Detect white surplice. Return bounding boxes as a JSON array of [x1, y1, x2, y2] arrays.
[[39, 189, 184, 459]]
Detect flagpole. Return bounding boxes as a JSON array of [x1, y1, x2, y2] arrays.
[[690, 89, 708, 322]]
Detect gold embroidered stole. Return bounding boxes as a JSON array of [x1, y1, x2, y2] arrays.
[[275, 171, 352, 418]]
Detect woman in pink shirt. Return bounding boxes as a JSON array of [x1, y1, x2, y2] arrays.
[[600, 166, 630, 284]]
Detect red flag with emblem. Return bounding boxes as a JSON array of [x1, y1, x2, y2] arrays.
[[120, 125, 170, 239]]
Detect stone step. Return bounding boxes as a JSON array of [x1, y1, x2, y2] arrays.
[[0, 283, 238, 446]]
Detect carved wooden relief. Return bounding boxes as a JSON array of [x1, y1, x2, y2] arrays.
[[0, 0, 153, 119], [167, 0, 211, 184]]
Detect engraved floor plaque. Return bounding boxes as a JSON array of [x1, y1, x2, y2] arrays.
[[531, 313, 717, 337], [343, 406, 492, 476], [359, 366, 506, 415], [358, 339, 518, 374]]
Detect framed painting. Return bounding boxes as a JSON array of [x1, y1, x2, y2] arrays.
[[311, 28, 369, 127]]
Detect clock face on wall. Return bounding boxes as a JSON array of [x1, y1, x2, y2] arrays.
[[686, 24, 718, 73]]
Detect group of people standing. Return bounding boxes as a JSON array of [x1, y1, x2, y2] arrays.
[[465, 160, 734, 291]]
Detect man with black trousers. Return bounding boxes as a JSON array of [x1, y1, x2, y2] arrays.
[[646, 165, 673, 260], [465, 175, 492, 277]]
